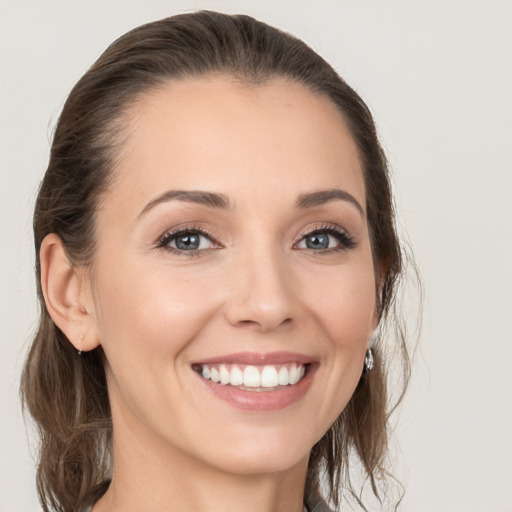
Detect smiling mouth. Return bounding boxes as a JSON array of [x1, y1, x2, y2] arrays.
[[192, 363, 309, 391]]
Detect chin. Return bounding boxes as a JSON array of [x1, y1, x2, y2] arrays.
[[195, 425, 315, 477]]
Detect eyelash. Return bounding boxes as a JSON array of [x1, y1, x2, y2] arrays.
[[156, 224, 356, 256]]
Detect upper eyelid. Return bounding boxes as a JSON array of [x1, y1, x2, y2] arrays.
[[164, 226, 213, 236], [295, 223, 351, 240]]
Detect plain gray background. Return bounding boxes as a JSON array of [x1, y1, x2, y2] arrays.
[[1, 1, 511, 511]]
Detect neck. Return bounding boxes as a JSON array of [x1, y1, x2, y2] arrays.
[[93, 408, 308, 512]]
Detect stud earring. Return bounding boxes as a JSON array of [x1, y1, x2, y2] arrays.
[[364, 348, 374, 373], [78, 334, 84, 356]]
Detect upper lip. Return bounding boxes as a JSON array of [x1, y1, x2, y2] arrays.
[[192, 351, 315, 366]]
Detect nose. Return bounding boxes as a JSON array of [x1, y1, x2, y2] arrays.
[[224, 246, 298, 332]]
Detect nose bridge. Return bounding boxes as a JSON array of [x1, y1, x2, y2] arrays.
[[225, 237, 297, 331]]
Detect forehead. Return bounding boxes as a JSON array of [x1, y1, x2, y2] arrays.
[[109, 77, 365, 212]]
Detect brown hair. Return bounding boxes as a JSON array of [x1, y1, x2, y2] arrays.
[[21, 11, 412, 512]]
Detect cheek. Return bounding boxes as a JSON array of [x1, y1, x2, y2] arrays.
[[307, 260, 377, 345], [92, 260, 220, 363], [303, 259, 376, 423], [90, 260, 223, 431]]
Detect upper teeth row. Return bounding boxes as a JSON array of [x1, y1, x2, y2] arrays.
[[201, 364, 306, 388]]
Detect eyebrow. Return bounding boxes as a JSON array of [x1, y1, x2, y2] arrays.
[[295, 188, 365, 217], [138, 189, 232, 217], [138, 187, 364, 218]]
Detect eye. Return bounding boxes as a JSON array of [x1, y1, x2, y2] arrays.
[[157, 227, 218, 254], [295, 226, 356, 252]]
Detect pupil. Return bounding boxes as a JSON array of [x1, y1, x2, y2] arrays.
[[176, 234, 199, 250], [306, 233, 329, 249]]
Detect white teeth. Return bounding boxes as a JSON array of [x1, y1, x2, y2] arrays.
[[243, 365, 261, 387], [210, 367, 220, 383], [198, 363, 307, 388], [278, 366, 289, 385], [289, 364, 300, 385], [261, 366, 279, 388], [230, 365, 244, 386], [219, 365, 230, 385]]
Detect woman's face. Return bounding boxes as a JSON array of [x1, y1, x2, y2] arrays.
[[86, 77, 378, 476]]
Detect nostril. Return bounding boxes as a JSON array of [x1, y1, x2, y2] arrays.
[[237, 319, 261, 328], [236, 317, 293, 331]]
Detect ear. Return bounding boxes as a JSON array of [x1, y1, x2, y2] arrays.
[[40, 233, 100, 352]]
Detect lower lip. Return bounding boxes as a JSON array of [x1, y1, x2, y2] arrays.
[[196, 365, 317, 412]]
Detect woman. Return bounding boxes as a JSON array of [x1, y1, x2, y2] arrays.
[[21, 11, 410, 512]]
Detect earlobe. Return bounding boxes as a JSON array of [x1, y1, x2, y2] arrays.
[[39, 233, 99, 352]]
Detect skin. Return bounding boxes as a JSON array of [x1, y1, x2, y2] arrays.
[[42, 77, 378, 512]]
